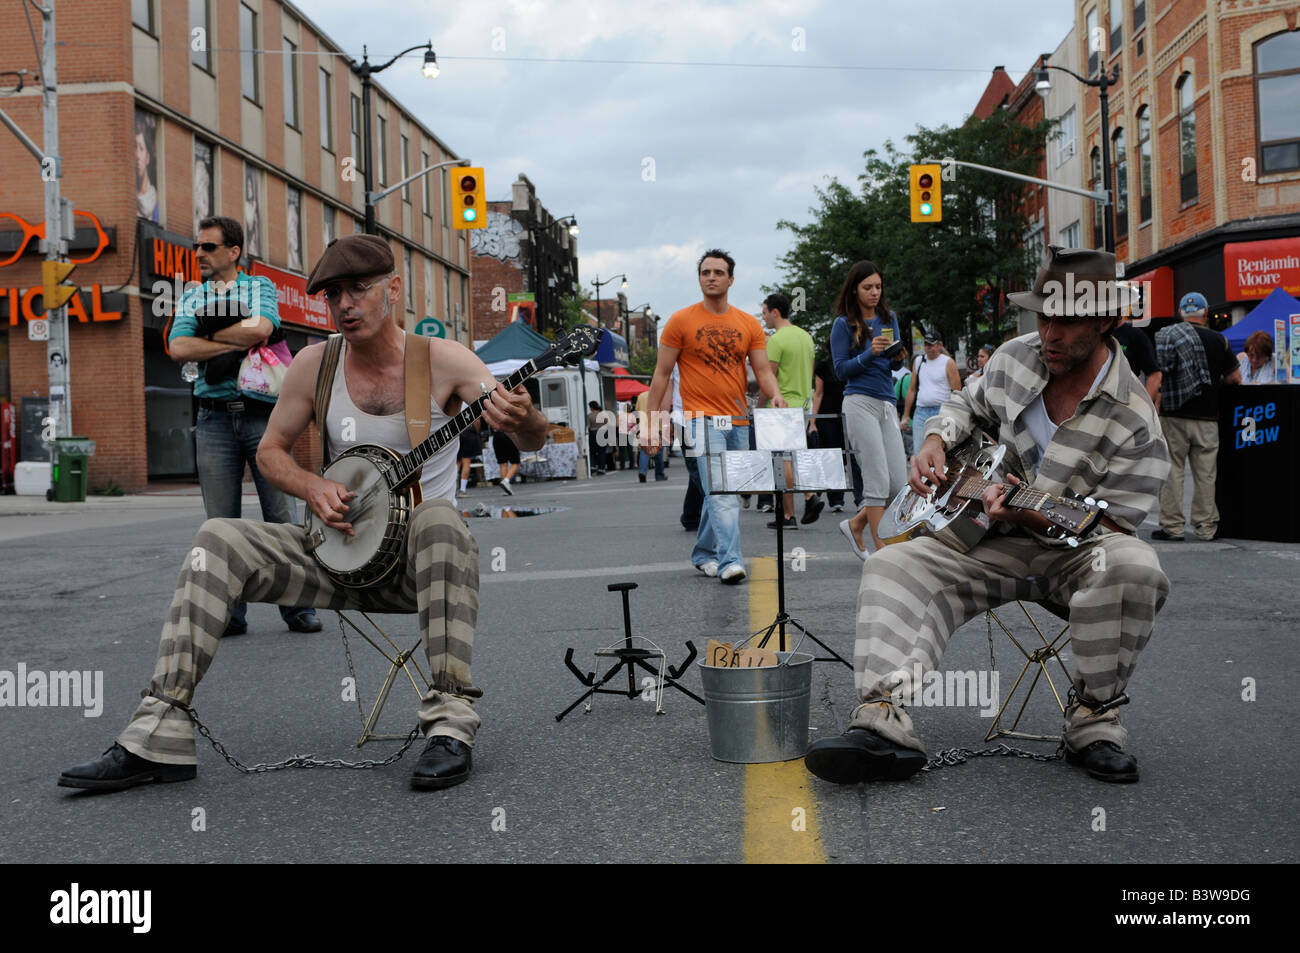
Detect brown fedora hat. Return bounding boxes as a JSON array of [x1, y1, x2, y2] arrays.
[[1008, 245, 1141, 318]]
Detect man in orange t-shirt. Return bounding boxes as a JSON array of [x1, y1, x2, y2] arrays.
[[645, 249, 785, 584]]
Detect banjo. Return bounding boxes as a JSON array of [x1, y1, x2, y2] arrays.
[[877, 431, 1107, 552], [304, 325, 600, 588]]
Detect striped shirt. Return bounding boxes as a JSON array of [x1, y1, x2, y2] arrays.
[[923, 332, 1170, 537]]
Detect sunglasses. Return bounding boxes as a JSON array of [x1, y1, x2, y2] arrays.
[[321, 274, 391, 304], [193, 241, 231, 252]]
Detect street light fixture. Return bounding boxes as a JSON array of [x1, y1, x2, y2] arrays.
[[1034, 54, 1121, 253], [624, 302, 655, 354], [347, 41, 439, 234], [592, 273, 629, 342]]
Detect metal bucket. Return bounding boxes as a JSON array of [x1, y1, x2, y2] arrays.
[[698, 650, 814, 763]]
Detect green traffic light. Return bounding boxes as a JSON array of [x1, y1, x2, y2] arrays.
[[920, 202, 933, 216], [463, 208, 477, 222]]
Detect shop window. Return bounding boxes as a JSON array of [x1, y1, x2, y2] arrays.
[[1178, 74, 1197, 201], [1255, 30, 1300, 174]]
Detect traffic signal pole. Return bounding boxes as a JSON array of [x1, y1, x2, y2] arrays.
[[920, 157, 1110, 207], [39, 0, 72, 438]]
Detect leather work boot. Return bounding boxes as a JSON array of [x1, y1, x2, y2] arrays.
[[58, 743, 197, 792], [410, 736, 472, 790]]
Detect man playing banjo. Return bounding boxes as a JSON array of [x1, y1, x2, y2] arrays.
[[60, 234, 548, 792], [804, 247, 1172, 785]]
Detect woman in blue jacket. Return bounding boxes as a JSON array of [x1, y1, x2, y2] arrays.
[[830, 260, 908, 559]]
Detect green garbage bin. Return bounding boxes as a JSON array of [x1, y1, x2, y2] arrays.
[[50, 437, 96, 503]]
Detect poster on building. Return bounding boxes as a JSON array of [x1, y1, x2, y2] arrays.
[[249, 261, 334, 333], [243, 165, 262, 259], [1291, 314, 1300, 384], [1276, 319, 1289, 383], [508, 292, 535, 327], [286, 187, 303, 273], [1224, 238, 1300, 300], [193, 140, 213, 236], [134, 108, 160, 224]]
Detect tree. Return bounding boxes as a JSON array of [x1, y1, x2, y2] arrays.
[[543, 290, 594, 339], [628, 339, 658, 377], [771, 109, 1056, 356]]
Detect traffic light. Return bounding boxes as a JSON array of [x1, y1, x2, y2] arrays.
[[41, 259, 78, 312], [909, 164, 942, 223], [451, 168, 486, 230]]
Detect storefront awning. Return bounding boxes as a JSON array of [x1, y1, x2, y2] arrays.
[[594, 329, 628, 366], [1127, 265, 1174, 321]]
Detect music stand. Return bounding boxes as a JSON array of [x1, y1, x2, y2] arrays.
[[703, 412, 852, 668]]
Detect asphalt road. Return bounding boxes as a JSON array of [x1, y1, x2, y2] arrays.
[[1, 466, 1296, 864]]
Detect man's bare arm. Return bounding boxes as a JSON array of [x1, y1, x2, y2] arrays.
[[169, 317, 272, 362], [437, 340, 549, 450], [748, 349, 787, 408], [644, 345, 681, 454]]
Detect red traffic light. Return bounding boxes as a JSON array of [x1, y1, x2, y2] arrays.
[[459, 175, 477, 191], [917, 173, 933, 189]]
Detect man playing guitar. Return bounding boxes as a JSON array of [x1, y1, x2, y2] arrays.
[[60, 235, 547, 793], [805, 247, 1172, 785]]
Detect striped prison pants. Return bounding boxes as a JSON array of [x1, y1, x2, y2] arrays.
[[118, 499, 480, 764], [849, 531, 1169, 753]]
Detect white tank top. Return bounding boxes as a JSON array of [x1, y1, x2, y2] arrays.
[[915, 353, 953, 408], [325, 336, 457, 503]]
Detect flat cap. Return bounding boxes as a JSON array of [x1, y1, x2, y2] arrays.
[[306, 234, 394, 294]]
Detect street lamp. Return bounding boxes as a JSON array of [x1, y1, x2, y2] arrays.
[[623, 302, 654, 355], [1034, 54, 1120, 253], [592, 273, 628, 347], [346, 41, 439, 234]]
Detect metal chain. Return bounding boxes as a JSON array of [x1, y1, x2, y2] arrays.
[[922, 740, 1065, 771], [152, 693, 422, 773], [339, 615, 367, 726]]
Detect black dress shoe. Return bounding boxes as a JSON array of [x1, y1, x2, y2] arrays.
[[1150, 528, 1183, 541], [639, 473, 646, 483], [222, 619, 248, 637], [766, 516, 798, 529], [801, 495, 825, 525], [286, 611, 323, 633], [58, 743, 197, 792], [804, 727, 926, 784], [1065, 740, 1139, 783], [411, 736, 472, 790]]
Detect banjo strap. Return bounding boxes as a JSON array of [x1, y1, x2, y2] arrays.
[[314, 333, 345, 467]]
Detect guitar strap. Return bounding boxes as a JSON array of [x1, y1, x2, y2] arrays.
[[314, 333, 345, 467], [404, 333, 432, 481]]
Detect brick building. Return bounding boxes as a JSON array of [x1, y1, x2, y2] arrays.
[[1, 0, 472, 491], [1073, 0, 1300, 323], [468, 173, 578, 343]]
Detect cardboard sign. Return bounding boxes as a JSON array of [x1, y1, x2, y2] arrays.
[[704, 639, 778, 668]]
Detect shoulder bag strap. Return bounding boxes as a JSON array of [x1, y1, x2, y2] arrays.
[[314, 333, 344, 467]]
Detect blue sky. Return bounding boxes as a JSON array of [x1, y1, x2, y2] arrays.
[[305, 0, 1075, 327]]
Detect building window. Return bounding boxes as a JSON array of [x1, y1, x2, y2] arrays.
[[1060, 221, 1081, 248], [1108, 0, 1122, 54], [441, 169, 450, 228], [1137, 106, 1152, 222], [404, 248, 414, 311], [444, 268, 452, 322], [1090, 147, 1103, 247], [377, 115, 388, 187], [1178, 73, 1197, 202], [1256, 30, 1300, 175], [319, 69, 333, 151], [1086, 7, 1099, 77], [193, 138, 214, 236], [1056, 106, 1077, 168], [132, 0, 153, 34], [1024, 224, 1045, 265], [1133, 0, 1145, 32], [349, 94, 363, 173], [243, 165, 262, 259], [1112, 127, 1127, 240], [401, 135, 411, 202], [424, 259, 434, 313], [323, 205, 336, 247], [286, 187, 303, 273], [283, 37, 299, 129], [189, 0, 210, 71], [239, 4, 258, 103], [421, 150, 431, 215]]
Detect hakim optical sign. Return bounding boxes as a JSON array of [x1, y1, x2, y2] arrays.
[[452, 168, 486, 230], [909, 163, 942, 223]]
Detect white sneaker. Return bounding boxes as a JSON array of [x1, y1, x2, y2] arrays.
[[500, 479, 514, 496], [756, 503, 774, 513], [695, 560, 720, 577], [719, 564, 747, 584]]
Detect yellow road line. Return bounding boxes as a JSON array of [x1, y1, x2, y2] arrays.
[[743, 555, 826, 864]]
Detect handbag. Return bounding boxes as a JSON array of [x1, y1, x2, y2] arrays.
[[238, 339, 293, 401]]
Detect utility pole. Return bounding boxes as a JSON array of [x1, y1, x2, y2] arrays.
[[39, 1, 71, 438]]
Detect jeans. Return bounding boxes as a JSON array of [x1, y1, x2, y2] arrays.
[[687, 416, 746, 572], [638, 447, 665, 479], [195, 406, 313, 628], [681, 452, 703, 528]]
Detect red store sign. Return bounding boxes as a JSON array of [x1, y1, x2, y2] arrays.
[[1224, 237, 1300, 300], [249, 261, 335, 333]]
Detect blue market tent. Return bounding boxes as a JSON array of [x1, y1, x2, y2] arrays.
[[473, 320, 552, 363], [1224, 286, 1300, 353]]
